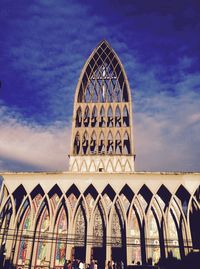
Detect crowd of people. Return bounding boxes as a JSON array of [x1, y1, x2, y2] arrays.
[[64, 259, 125, 269]]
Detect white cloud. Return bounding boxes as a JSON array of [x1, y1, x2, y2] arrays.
[[0, 109, 71, 171], [134, 91, 200, 171]]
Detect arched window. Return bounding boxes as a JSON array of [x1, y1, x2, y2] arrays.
[[17, 208, 31, 266], [98, 132, 105, 154], [99, 106, 106, 127], [74, 203, 87, 260], [123, 131, 131, 154], [35, 208, 50, 266], [148, 210, 160, 265], [75, 107, 82, 127], [91, 106, 98, 127], [115, 131, 122, 154], [115, 106, 121, 127], [107, 106, 113, 127], [130, 208, 141, 264], [90, 131, 97, 154], [54, 208, 68, 266], [73, 132, 80, 155], [107, 131, 114, 154], [82, 131, 89, 154], [123, 105, 129, 127], [83, 106, 90, 127], [167, 209, 180, 259]]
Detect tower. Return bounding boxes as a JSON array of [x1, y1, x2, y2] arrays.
[[69, 40, 135, 172]]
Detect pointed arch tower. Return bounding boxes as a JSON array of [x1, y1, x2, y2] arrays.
[[69, 40, 135, 172]]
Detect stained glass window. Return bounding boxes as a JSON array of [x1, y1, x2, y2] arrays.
[[68, 193, 77, 211], [50, 193, 60, 212], [55, 209, 67, 266], [120, 193, 130, 214], [93, 206, 104, 247], [18, 209, 31, 265], [33, 193, 43, 211], [130, 209, 141, 264], [85, 193, 95, 216], [36, 209, 50, 266], [75, 206, 86, 246], [103, 193, 112, 213], [148, 210, 160, 265], [168, 211, 180, 259]]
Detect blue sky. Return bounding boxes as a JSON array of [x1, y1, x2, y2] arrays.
[[0, 0, 200, 171]]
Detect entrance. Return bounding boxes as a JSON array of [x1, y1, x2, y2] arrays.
[[74, 247, 86, 261], [92, 247, 106, 269], [112, 247, 126, 265]]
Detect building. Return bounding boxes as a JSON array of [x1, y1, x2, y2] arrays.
[[0, 40, 199, 269]]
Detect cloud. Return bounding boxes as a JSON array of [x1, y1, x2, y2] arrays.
[[134, 90, 200, 172], [0, 107, 71, 171]]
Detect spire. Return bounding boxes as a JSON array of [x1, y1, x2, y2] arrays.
[[69, 41, 135, 172]]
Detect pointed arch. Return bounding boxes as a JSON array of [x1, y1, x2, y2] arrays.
[[71, 159, 79, 172], [124, 160, 132, 172], [54, 204, 68, 266], [106, 160, 114, 172], [129, 206, 141, 264], [107, 131, 114, 154], [12, 184, 27, 214], [115, 105, 121, 127], [75, 106, 82, 127], [82, 131, 89, 155], [91, 105, 98, 127], [98, 131, 105, 154], [73, 199, 87, 260], [66, 184, 80, 213], [99, 106, 106, 127], [80, 160, 88, 172], [90, 131, 97, 154], [107, 105, 114, 127], [147, 209, 160, 264], [73, 131, 80, 155], [15, 202, 31, 266], [123, 105, 129, 127], [115, 131, 122, 154], [89, 160, 96, 172], [84, 184, 98, 215], [123, 131, 131, 154], [97, 159, 105, 172], [115, 160, 122, 172], [33, 199, 51, 267], [83, 105, 90, 127]]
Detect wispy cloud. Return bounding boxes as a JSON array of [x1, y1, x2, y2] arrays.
[[0, 107, 71, 171]]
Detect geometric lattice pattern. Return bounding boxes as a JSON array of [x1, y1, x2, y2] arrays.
[[69, 40, 135, 172], [0, 180, 199, 268]]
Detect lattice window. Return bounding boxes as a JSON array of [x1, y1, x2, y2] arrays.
[[111, 207, 122, 247], [93, 206, 104, 247], [75, 206, 86, 246], [77, 41, 129, 103]]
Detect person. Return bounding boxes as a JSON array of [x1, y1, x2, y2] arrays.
[[64, 259, 68, 269], [90, 259, 95, 269], [94, 261, 98, 269], [108, 261, 112, 269], [68, 260, 72, 269], [79, 260, 84, 269]]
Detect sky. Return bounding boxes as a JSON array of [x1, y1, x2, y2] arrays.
[[0, 0, 200, 172]]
